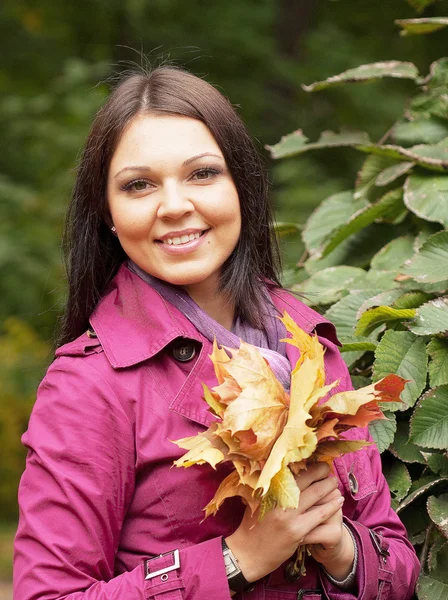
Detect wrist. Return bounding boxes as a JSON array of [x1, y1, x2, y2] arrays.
[[225, 535, 261, 583], [319, 525, 355, 581]]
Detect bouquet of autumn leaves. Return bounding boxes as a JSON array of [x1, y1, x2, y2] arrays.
[[173, 313, 405, 520]]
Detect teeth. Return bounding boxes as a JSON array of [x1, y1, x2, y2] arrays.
[[163, 231, 202, 245]]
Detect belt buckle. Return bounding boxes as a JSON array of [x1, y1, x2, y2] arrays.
[[145, 549, 180, 580]]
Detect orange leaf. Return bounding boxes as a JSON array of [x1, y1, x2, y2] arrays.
[[203, 470, 260, 518]]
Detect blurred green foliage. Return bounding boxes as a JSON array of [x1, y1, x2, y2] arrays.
[[1, 0, 448, 530]]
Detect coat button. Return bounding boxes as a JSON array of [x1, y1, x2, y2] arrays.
[[348, 472, 359, 495], [172, 340, 197, 362]]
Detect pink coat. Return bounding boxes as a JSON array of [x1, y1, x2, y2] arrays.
[[14, 264, 419, 600]]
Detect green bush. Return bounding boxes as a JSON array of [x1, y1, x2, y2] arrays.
[[270, 2, 448, 598]]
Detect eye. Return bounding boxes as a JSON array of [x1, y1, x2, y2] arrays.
[[121, 179, 153, 192], [191, 167, 222, 181]]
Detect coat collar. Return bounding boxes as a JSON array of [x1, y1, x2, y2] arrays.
[[87, 263, 339, 369]]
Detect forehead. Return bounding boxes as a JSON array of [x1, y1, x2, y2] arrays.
[[110, 114, 223, 168]]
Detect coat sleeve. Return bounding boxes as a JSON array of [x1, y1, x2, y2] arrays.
[[317, 339, 420, 600], [14, 357, 231, 600]]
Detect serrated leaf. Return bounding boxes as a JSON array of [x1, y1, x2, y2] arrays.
[[355, 306, 416, 337], [404, 174, 448, 228], [340, 338, 377, 353], [417, 543, 448, 598], [426, 452, 448, 476], [355, 154, 399, 200], [292, 266, 367, 306], [326, 289, 385, 338], [409, 297, 448, 335], [376, 161, 415, 186], [390, 421, 426, 464], [393, 119, 448, 147], [428, 338, 448, 387], [398, 475, 448, 513], [384, 460, 412, 505], [396, 17, 448, 36], [302, 191, 367, 254], [428, 494, 448, 537], [321, 189, 404, 258], [371, 236, 415, 271], [266, 130, 370, 159], [392, 291, 433, 310], [302, 61, 419, 92], [358, 138, 448, 172], [373, 330, 427, 410], [358, 289, 406, 317], [369, 411, 397, 453], [410, 386, 448, 449], [408, 92, 448, 122], [402, 231, 448, 283], [429, 538, 447, 572]]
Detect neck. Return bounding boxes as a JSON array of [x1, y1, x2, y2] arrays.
[[183, 280, 235, 331]]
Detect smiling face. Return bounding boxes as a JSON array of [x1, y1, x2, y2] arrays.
[[107, 114, 241, 300]]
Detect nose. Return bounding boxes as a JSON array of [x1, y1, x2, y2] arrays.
[[156, 181, 194, 220]]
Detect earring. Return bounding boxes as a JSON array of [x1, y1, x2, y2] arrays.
[[111, 226, 117, 236]]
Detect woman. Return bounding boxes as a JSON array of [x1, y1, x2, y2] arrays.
[[14, 66, 419, 600]]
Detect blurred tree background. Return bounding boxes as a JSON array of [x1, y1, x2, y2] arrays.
[[1, 0, 448, 585]]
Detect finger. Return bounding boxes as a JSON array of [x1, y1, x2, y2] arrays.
[[299, 476, 339, 512], [313, 488, 341, 506], [296, 495, 344, 539], [294, 463, 331, 491]]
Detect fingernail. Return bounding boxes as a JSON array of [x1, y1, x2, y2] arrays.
[[337, 497, 345, 505]]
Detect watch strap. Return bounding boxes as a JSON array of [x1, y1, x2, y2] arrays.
[[221, 538, 255, 593]]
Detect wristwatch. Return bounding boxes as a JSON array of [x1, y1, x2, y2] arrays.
[[221, 538, 255, 593]]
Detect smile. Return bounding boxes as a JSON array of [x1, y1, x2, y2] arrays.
[[163, 231, 203, 246]]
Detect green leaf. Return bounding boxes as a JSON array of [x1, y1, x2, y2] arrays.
[[321, 188, 404, 258], [392, 291, 433, 310], [370, 236, 415, 271], [393, 119, 448, 147], [408, 92, 448, 121], [417, 543, 448, 598], [384, 460, 412, 506], [355, 155, 399, 200], [373, 330, 428, 410], [376, 161, 414, 186], [274, 222, 301, 238], [428, 338, 448, 388], [409, 298, 448, 336], [425, 452, 448, 476], [369, 412, 397, 453], [302, 61, 419, 92], [398, 475, 448, 513], [404, 174, 448, 228], [402, 231, 448, 284], [340, 338, 377, 353], [325, 289, 385, 338], [427, 494, 448, 537], [358, 138, 448, 172], [405, 0, 439, 14], [390, 421, 426, 464], [396, 17, 448, 36], [293, 266, 367, 306], [410, 386, 448, 449], [358, 289, 407, 316], [424, 57, 448, 91], [302, 191, 365, 255], [355, 306, 416, 337], [429, 538, 447, 572], [266, 130, 371, 159]]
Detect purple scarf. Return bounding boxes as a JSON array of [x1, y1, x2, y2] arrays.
[[128, 261, 291, 390]]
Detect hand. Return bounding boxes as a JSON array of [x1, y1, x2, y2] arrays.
[[225, 463, 344, 583], [305, 488, 355, 581]]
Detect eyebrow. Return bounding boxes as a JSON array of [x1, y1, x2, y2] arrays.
[[113, 152, 224, 179]]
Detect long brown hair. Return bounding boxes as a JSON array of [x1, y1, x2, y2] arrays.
[[59, 66, 282, 346]]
